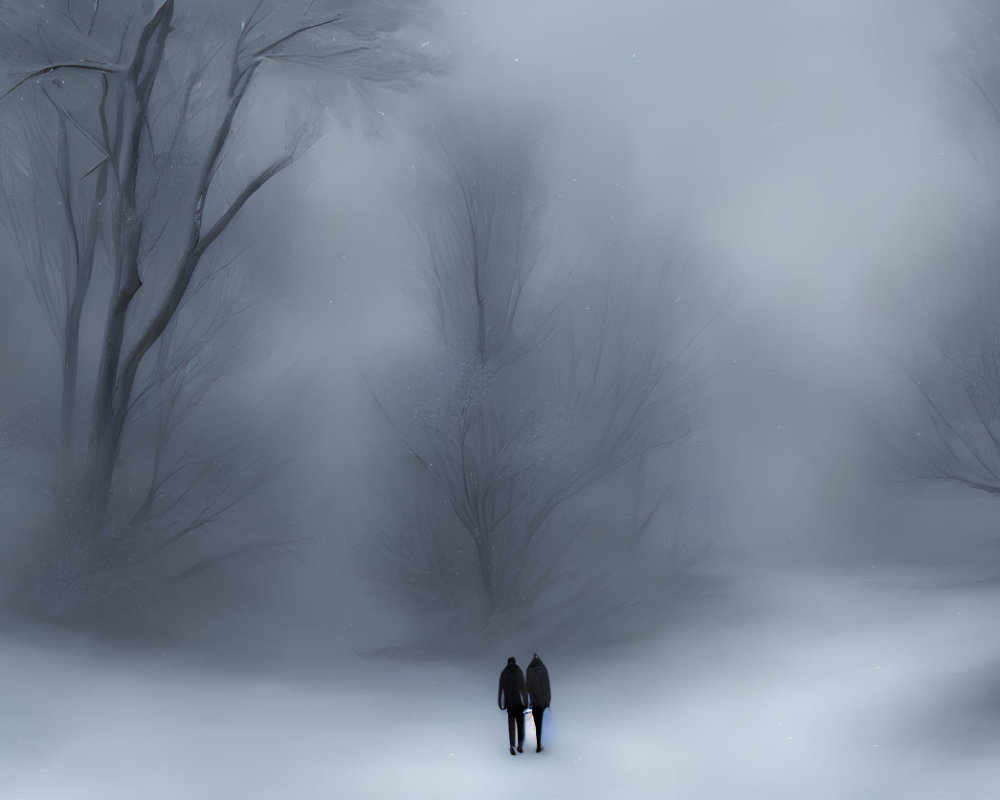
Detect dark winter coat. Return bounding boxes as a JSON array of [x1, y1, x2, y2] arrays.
[[498, 663, 529, 711], [526, 656, 551, 709]]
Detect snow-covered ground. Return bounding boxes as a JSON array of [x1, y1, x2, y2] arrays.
[[2, 567, 999, 799]]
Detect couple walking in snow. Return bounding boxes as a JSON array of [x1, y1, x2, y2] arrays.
[[497, 654, 550, 755]]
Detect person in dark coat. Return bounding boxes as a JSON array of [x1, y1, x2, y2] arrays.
[[525, 653, 551, 752], [498, 656, 529, 755]]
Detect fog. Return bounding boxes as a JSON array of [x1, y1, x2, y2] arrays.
[[2, 0, 1000, 797]]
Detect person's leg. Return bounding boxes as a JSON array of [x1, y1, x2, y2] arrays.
[[515, 708, 525, 752], [507, 710, 517, 753], [534, 708, 545, 751]]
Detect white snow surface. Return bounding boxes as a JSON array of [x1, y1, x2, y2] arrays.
[[2, 567, 999, 799]]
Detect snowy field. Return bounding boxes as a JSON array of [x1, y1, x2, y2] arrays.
[[2, 567, 1000, 800]]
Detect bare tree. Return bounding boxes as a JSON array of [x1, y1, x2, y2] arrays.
[[371, 125, 716, 643], [371, 126, 550, 630], [0, 0, 433, 619], [904, 2, 1000, 500], [947, 1, 1000, 171], [905, 249, 1000, 496]]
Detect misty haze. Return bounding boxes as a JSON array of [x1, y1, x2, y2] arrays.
[[1, 1, 999, 797]]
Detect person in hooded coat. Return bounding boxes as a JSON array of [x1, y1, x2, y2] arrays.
[[526, 653, 551, 752], [498, 656, 529, 755]]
